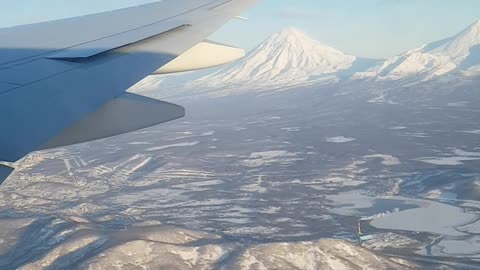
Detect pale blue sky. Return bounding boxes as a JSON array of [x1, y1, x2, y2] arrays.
[[1, 0, 479, 58]]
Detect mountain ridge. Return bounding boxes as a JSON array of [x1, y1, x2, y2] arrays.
[[369, 20, 480, 81], [188, 27, 376, 90], [189, 21, 480, 90], [133, 21, 480, 98]]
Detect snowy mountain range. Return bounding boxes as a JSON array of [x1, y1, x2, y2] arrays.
[[364, 20, 480, 81], [134, 20, 480, 97]]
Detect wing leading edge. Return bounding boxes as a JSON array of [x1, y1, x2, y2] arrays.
[[0, 0, 257, 183]]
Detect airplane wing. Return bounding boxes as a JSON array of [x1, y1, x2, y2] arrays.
[[0, 0, 257, 183]]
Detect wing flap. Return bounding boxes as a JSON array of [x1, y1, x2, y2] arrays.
[[40, 93, 185, 150], [154, 40, 245, 74]]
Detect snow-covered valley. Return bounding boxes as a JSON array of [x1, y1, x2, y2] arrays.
[[2, 19, 480, 270]]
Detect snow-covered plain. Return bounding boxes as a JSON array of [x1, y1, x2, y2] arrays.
[[241, 150, 302, 167], [146, 141, 200, 151], [2, 19, 480, 270], [416, 148, 480, 165], [326, 136, 356, 143], [364, 154, 401, 166], [461, 129, 480, 135]]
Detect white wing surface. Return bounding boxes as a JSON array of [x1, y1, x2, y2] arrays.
[[0, 0, 257, 183]]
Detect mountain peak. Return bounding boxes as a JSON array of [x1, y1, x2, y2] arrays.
[[434, 19, 480, 62], [190, 27, 357, 90], [276, 27, 308, 38], [470, 20, 480, 29], [369, 20, 480, 81], [267, 27, 315, 45], [264, 27, 349, 56], [457, 19, 480, 37]]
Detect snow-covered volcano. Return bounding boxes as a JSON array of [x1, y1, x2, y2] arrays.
[[134, 21, 480, 99], [369, 21, 480, 80], [191, 28, 358, 89]]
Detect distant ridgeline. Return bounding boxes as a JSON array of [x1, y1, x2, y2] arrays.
[[135, 21, 480, 97]]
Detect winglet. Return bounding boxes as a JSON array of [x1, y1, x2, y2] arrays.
[[153, 40, 245, 74], [0, 164, 14, 185]]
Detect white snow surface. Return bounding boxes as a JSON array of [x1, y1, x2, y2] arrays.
[[234, 239, 413, 270], [0, 217, 414, 270], [189, 28, 357, 91], [366, 21, 480, 80], [132, 22, 480, 99], [146, 141, 199, 151], [326, 136, 357, 143], [416, 148, 480, 165], [241, 150, 302, 167], [371, 200, 477, 237], [364, 154, 401, 166]]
